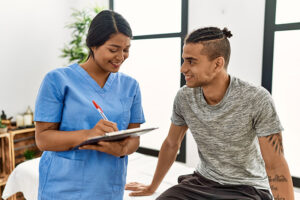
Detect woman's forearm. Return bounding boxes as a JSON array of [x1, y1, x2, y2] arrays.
[[124, 137, 140, 155], [36, 128, 90, 151]]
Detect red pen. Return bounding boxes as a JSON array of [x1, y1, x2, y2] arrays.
[[92, 100, 108, 120]]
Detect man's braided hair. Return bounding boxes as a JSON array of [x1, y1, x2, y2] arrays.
[[185, 27, 233, 69]]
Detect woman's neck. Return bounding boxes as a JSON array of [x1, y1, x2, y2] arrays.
[[80, 58, 110, 88]]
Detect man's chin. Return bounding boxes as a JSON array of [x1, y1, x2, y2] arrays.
[[186, 82, 202, 88], [186, 83, 196, 88]]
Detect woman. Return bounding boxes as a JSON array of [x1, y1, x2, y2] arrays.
[[34, 10, 145, 199]]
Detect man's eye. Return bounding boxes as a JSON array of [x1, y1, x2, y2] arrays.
[[186, 60, 193, 64]]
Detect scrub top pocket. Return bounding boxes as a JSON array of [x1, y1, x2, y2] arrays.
[[43, 154, 84, 200], [120, 97, 134, 128]]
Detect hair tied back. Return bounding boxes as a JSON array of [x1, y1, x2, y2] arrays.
[[222, 28, 233, 38]]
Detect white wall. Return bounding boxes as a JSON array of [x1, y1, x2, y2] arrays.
[[0, 0, 267, 168], [0, 0, 108, 119], [186, 0, 266, 167]]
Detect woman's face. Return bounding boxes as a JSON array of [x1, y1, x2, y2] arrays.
[[92, 33, 131, 73]]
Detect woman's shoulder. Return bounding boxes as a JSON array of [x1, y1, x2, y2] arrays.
[[44, 63, 78, 80]]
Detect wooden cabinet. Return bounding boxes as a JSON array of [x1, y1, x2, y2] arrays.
[[10, 128, 42, 168], [0, 128, 41, 200], [0, 132, 13, 199]]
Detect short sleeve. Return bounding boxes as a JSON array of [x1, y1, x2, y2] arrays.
[[34, 73, 64, 122], [129, 83, 145, 124], [253, 88, 283, 137], [171, 90, 186, 126]]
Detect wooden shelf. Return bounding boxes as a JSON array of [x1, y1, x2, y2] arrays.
[[9, 128, 35, 135], [0, 175, 8, 186], [9, 128, 40, 168], [0, 128, 39, 200], [0, 133, 12, 188]]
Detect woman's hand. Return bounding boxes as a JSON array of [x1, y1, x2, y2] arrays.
[[125, 182, 155, 196], [80, 121, 140, 157], [86, 119, 118, 138], [80, 137, 131, 157]]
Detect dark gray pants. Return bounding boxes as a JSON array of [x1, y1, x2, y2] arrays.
[[156, 172, 272, 200]]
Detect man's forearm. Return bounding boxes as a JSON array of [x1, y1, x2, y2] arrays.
[[149, 139, 180, 192], [266, 160, 294, 200]]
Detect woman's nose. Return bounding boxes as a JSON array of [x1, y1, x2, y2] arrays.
[[116, 52, 124, 61]]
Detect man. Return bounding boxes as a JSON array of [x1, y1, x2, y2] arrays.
[[125, 27, 294, 199]]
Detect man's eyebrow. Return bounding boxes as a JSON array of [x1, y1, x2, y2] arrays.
[[184, 57, 197, 61]]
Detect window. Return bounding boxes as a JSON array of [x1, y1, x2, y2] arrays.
[[110, 0, 188, 162], [262, 0, 300, 187]]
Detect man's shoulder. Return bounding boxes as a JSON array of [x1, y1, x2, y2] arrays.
[[231, 77, 270, 99]]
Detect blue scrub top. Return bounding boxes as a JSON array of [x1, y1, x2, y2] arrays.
[[34, 63, 145, 200]]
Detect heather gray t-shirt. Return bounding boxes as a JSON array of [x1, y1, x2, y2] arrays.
[[171, 76, 283, 190]]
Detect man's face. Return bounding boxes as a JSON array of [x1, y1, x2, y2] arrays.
[[181, 43, 218, 88]]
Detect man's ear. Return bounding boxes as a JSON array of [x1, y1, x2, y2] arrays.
[[214, 57, 225, 72]]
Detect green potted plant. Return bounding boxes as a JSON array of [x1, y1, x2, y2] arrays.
[[0, 119, 8, 133], [61, 6, 104, 64], [24, 150, 36, 160]]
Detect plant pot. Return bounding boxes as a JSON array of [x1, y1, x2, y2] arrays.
[[0, 127, 8, 133]]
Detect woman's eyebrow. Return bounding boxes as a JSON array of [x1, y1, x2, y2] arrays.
[[108, 44, 131, 48]]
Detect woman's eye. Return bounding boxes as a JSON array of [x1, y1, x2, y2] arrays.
[[123, 49, 129, 53], [109, 49, 117, 53]]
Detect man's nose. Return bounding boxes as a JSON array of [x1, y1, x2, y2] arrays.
[[181, 63, 187, 73]]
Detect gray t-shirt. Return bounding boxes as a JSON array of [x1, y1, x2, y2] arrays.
[[171, 76, 283, 190]]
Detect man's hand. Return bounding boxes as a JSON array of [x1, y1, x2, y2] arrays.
[[125, 182, 155, 196]]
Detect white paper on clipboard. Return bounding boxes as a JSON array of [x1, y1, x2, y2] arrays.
[[74, 127, 158, 149]]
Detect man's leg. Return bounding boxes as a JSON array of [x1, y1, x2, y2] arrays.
[[156, 172, 273, 200]]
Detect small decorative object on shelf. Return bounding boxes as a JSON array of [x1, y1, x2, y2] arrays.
[[1, 110, 7, 120], [24, 106, 33, 126], [0, 119, 7, 133], [16, 114, 24, 128]]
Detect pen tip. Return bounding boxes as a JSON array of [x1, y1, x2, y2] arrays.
[[92, 100, 99, 109]]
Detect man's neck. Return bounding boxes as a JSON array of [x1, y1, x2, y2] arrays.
[[202, 73, 230, 105]]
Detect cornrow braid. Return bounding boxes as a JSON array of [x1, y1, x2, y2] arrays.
[[222, 27, 233, 38], [185, 27, 232, 69], [185, 27, 232, 43]]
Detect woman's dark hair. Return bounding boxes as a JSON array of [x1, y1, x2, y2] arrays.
[[86, 10, 132, 58], [185, 27, 232, 69]]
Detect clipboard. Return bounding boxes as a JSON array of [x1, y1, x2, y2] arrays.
[[74, 127, 158, 149]]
